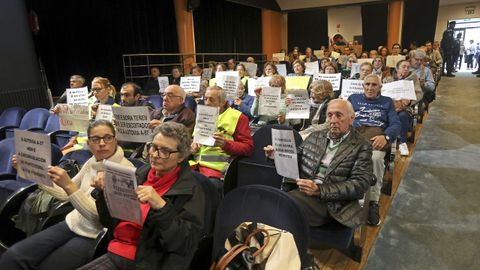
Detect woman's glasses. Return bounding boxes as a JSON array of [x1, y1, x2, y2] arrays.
[[147, 142, 179, 159], [88, 135, 115, 144]]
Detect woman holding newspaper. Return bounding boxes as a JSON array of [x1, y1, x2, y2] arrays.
[[80, 122, 205, 270], [0, 120, 133, 270]]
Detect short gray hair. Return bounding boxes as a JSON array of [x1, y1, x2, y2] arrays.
[[328, 99, 355, 117], [363, 74, 382, 88], [412, 49, 426, 59], [152, 122, 191, 159], [207, 85, 226, 104], [70, 75, 85, 85]]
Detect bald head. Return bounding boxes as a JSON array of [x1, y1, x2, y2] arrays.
[[162, 85, 185, 113]]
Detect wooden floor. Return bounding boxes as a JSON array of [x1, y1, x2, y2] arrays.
[[311, 110, 429, 270]]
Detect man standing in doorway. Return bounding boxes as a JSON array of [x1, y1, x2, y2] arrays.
[[441, 21, 456, 77]]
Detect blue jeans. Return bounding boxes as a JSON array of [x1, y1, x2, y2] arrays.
[[0, 221, 96, 270]]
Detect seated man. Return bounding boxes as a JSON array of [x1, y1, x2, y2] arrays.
[[143, 66, 161, 96], [265, 99, 373, 228], [410, 49, 436, 103], [191, 86, 253, 191], [348, 74, 400, 226], [55, 75, 86, 104]]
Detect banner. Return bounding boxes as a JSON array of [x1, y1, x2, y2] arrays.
[[112, 106, 152, 143], [15, 130, 52, 186]]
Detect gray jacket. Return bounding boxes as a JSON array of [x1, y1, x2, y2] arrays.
[[298, 128, 373, 227]]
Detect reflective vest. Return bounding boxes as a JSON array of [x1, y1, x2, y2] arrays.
[[194, 107, 242, 172]]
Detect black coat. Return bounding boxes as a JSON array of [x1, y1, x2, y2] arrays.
[[94, 161, 205, 269], [298, 128, 373, 227]]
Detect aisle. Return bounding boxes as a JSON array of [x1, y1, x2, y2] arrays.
[[365, 72, 480, 269]]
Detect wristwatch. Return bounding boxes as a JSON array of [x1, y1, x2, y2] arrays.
[[384, 135, 390, 142]]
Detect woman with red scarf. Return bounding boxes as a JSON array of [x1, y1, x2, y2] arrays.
[[80, 122, 205, 270]]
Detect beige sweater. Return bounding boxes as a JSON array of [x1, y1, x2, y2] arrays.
[[40, 146, 133, 239]]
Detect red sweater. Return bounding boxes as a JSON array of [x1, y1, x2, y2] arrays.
[[199, 113, 253, 178], [108, 166, 180, 260]]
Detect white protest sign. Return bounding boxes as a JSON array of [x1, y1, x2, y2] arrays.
[[157, 76, 169, 93], [218, 75, 240, 101], [66, 86, 89, 105], [215, 71, 239, 82], [57, 104, 89, 132], [350, 63, 361, 78], [180, 76, 201, 92], [314, 50, 324, 59], [305, 61, 319, 75], [240, 62, 258, 78], [272, 53, 285, 62], [272, 129, 299, 180], [381, 80, 417, 100], [341, 80, 364, 99], [104, 160, 142, 225], [386, 55, 406, 68], [247, 77, 271, 96], [193, 105, 219, 146], [276, 64, 287, 76], [95, 104, 113, 122], [286, 90, 310, 119], [112, 106, 151, 143], [258, 87, 281, 116], [331, 51, 341, 60], [313, 73, 342, 91], [357, 58, 374, 65], [202, 68, 213, 81], [15, 130, 52, 186]]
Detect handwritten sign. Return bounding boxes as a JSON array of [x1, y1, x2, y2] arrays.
[[157, 76, 169, 93], [386, 55, 406, 68], [381, 80, 417, 100], [104, 160, 142, 224], [57, 104, 89, 132], [240, 62, 258, 78], [286, 90, 310, 119], [285, 76, 310, 90], [341, 79, 364, 99], [66, 86, 88, 105], [313, 73, 342, 91], [305, 61, 319, 75], [247, 77, 271, 96], [272, 129, 299, 180], [112, 106, 151, 143], [193, 105, 219, 146], [95, 104, 113, 122], [180, 76, 201, 92], [258, 87, 281, 116], [218, 75, 240, 101], [15, 130, 52, 186]]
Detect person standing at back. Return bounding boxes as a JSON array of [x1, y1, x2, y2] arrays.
[[441, 21, 456, 77]]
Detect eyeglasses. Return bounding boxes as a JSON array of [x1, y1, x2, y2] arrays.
[[88, 135, 115, 144], [91, 88, 104, 93], [147, 142, 179, 159], [161, 92, 182, 99]]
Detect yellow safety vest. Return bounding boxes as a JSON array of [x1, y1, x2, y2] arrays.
[[193, 107, 242, 172]]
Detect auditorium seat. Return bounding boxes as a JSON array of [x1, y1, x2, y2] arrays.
[[0, 107, 26, 140], [5, 108, 50, 138], [147, 95, 163, 109]]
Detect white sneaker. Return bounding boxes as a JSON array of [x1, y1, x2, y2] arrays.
[[399, 143, 409, 156]]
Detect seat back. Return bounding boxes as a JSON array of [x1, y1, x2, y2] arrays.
[[212, 185, 310, 268], [60, 149, 93, 165], [127, 158, 145, 169], [192, 170, 221, 236], [184, 95, 197, 113], [251, 124, 303, 163], [0, 107, 26, 127], [44, 114, 61, 134], [148, 95, 163, 109], [18, 108, 50, 131]]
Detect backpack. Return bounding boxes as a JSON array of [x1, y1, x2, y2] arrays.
[[14, 159, 81, 236], [210, 222, 301, 270]]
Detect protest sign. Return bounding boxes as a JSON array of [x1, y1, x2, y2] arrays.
[[66, 86, 89, 105], [331, 51, 340, 59], [285, 76, 310, 90], [104, 160, 142, 225], [193, 105, 219, 146], [240, 62, 258, 78], [341, 79, 364, 99], [276, 64, 287, 76], [180, 76, 201, 92], [95, 104, 113, 122], [313, 73, 342, 91], [157, 76, 169, 93], [112, 106, 151, 143], [258, 87, 281, 116], [247, 77, 271, 96], [202, 68, 213, 81], [314, 50, 324, 59], [272, 129, 299, 180], [15, 130, 52, 186], [386, 55, 406, 68], [305, 61, 319, 75], [350, 63, 361, 78], [218, 75, 240, 101], [381, 80, 417, 100], [357, 58, 374, 65], [286, 90, 310, 119], [272, 53, 285, 61], [57, 104, 89, 132]]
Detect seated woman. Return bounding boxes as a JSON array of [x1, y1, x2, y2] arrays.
[[0, 120, 133, 270], [208, 63, 227, 86], [372, 56, 384, 77], [300, 80, 334, 130], [341, 55, 357, 79], [288, 59, 307, 76], [236, 63, 250, 88], [229, 82, 254, 120], [80, 122, 205, 270], [261, 61, 278, 77], [319, 57, 331, 73], [323, 62, 341, 98], [352, 62, 373, 80], [393, 59, 423, 156], [251, 75, 290, 126]]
